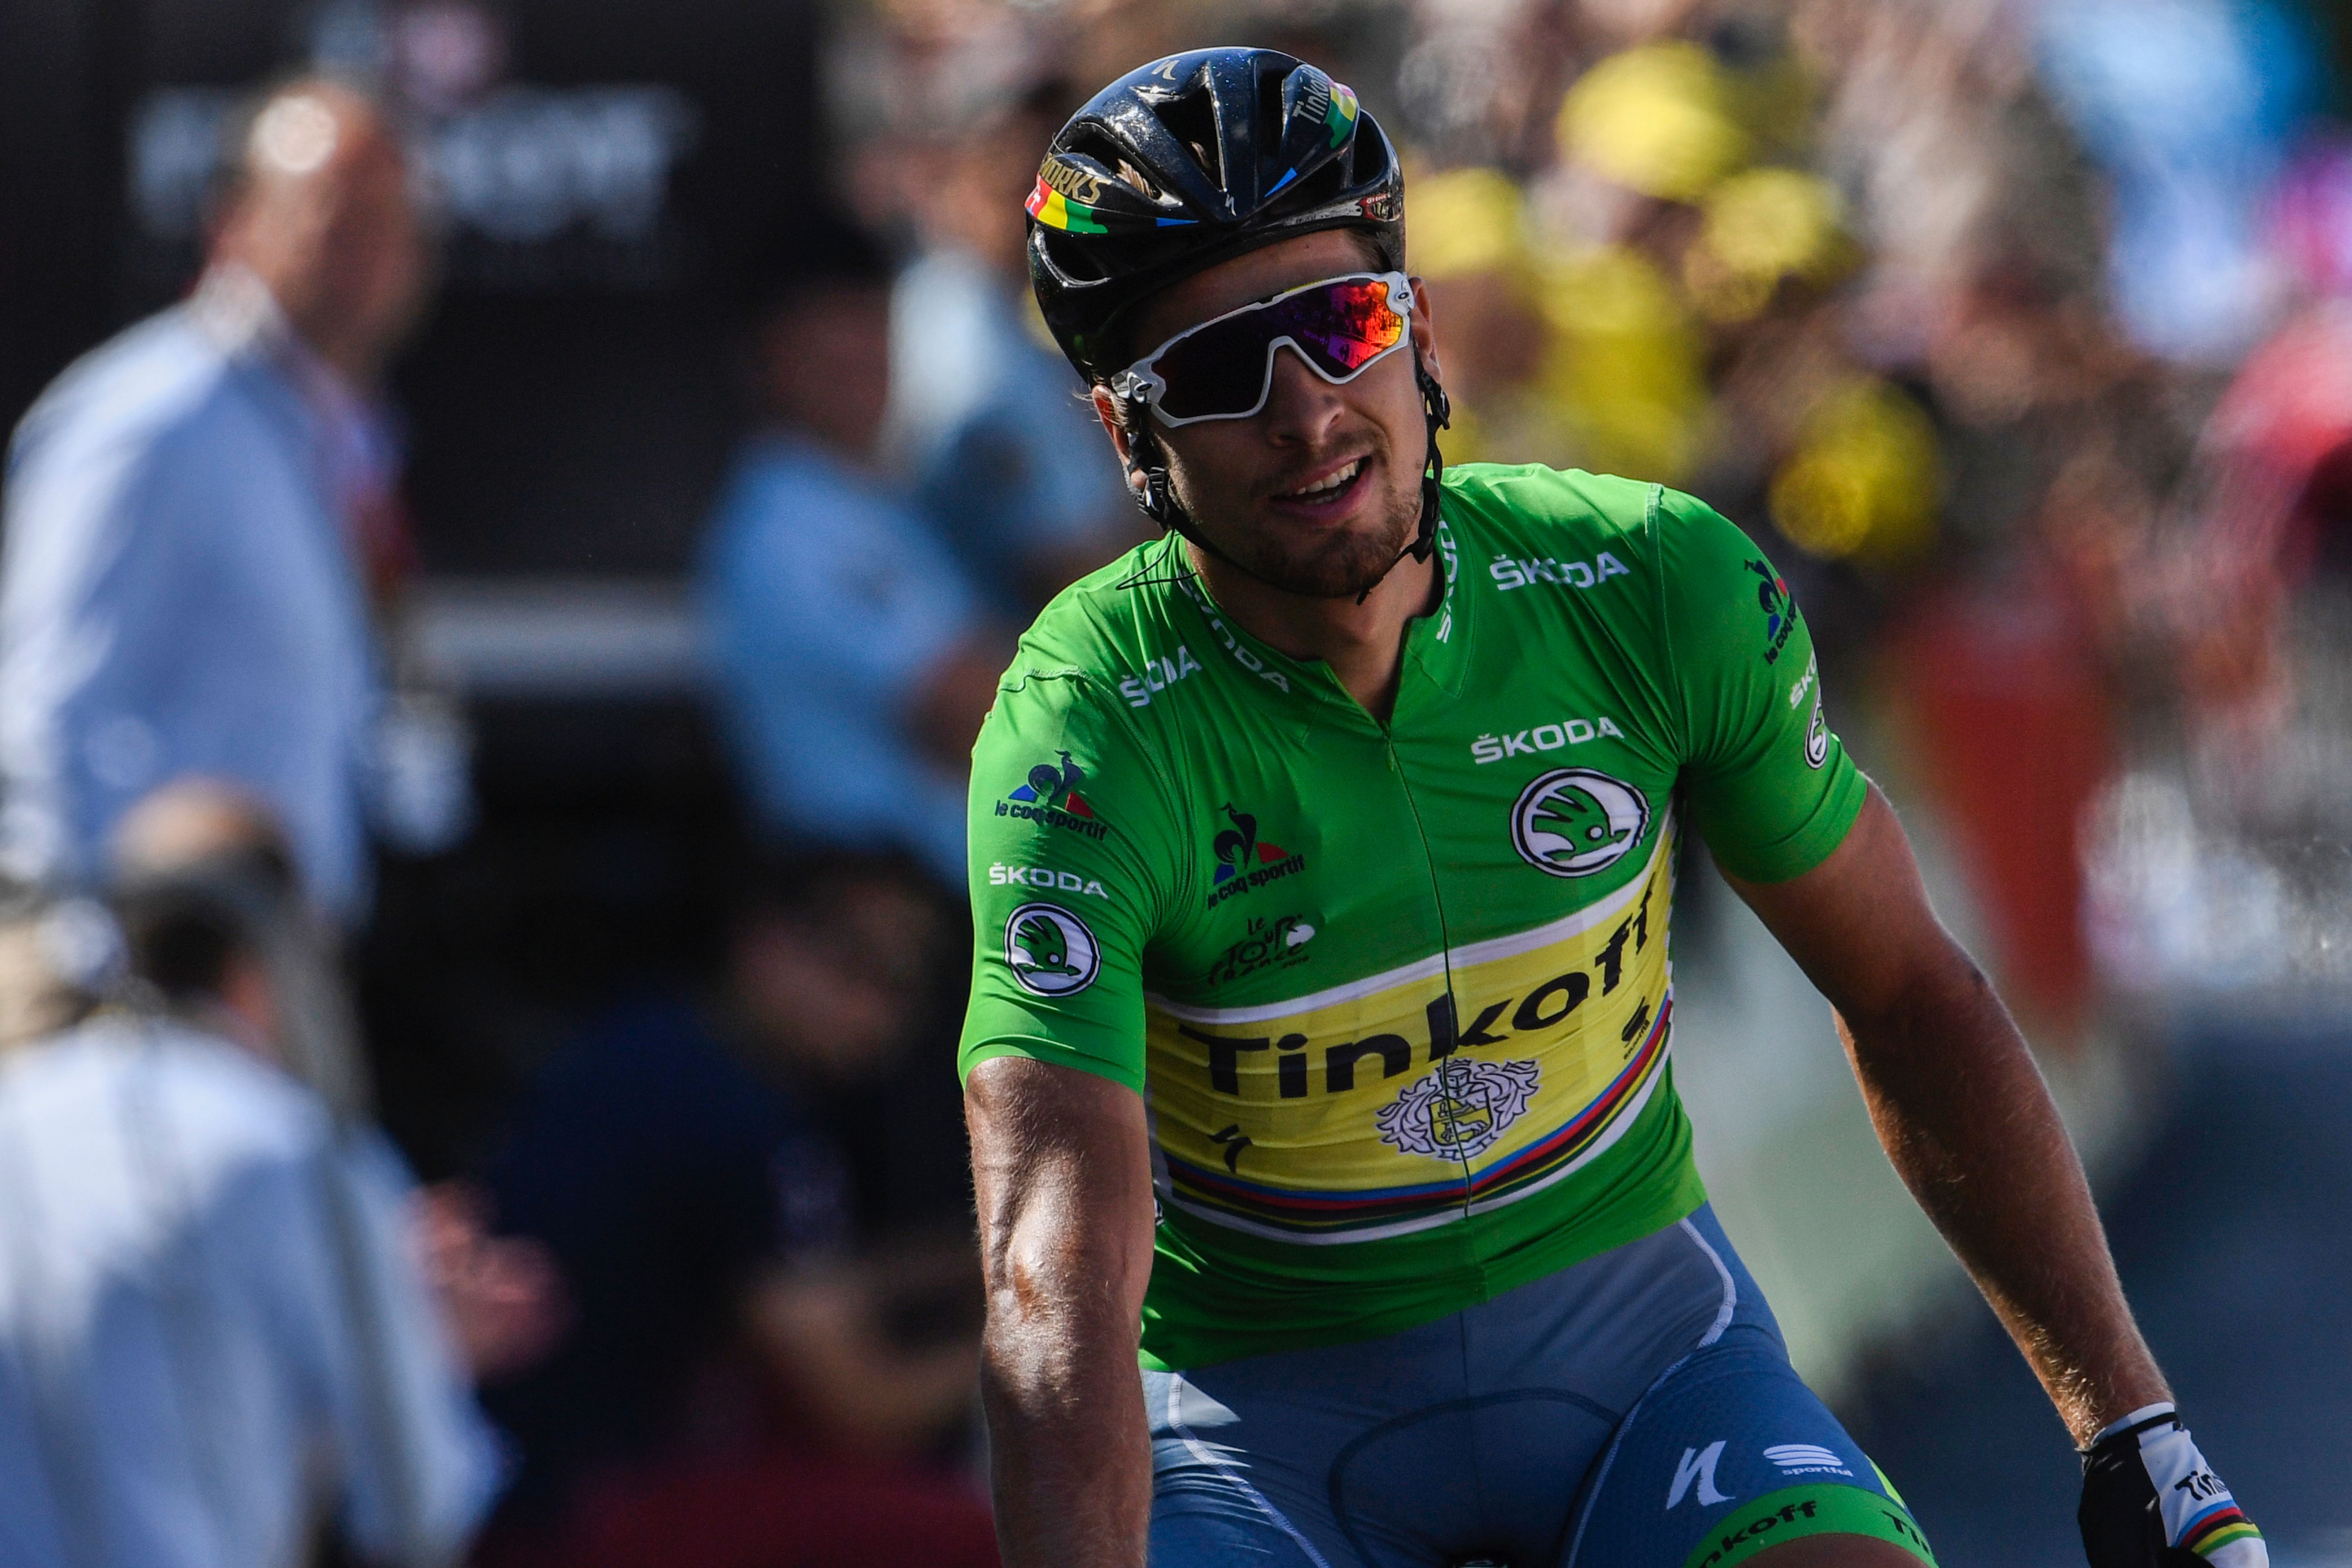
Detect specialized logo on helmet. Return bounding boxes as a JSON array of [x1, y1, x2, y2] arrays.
[[1377, 1058, 1541, 1161], [1036, 156, 1105, 207], [1511, 768, 1651, 878], [1004, 902, 1101, 997], [1027, 153, 1192, 236]]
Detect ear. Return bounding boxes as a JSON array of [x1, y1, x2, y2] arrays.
[[1407, 273, 1444, 386], [1090, 384, 1134, 465]]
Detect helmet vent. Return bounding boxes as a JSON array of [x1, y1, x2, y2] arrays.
[[1114, 159, 1166, 204], [1151, 82, 1226, 195]]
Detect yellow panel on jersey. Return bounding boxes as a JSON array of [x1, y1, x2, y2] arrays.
[[1145, 824, 1676, 1243]]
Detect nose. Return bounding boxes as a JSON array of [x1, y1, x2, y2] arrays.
[[1259, 343, 1347, 446]]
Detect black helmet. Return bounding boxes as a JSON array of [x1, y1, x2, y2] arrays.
[[1026, 47, 1405, 384]]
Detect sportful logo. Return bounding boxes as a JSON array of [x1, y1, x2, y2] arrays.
[[996, 751, 1110, 840], [1376, 1058, 1540, 1161], [1206, 803, 1307, 907], [1764, 1444, 1852, 1477], [1511, 769, 1650, 878], [1004, 903, 1101, 997]]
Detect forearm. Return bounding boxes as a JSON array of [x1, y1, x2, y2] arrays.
[[1840, 949, 2166, 1441], [965, 1057, 1157, 1568], [979, 1284, 1151, 1567]]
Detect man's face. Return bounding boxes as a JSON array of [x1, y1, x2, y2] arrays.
[[329, 130, 432, 369], [1101, 230, 1440, 600], [212, 90, 433, 380], [759, 283, 893, 459], [731, 876, 941, 1082]]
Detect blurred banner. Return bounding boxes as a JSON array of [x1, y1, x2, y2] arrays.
[[4, 0, 821, 573]]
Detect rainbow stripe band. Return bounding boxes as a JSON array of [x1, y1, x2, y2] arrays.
[[1027, 178, 1107, 234], [2181, 1505, 2259, 1557]]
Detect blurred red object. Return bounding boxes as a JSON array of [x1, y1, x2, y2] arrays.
[[474, 1448, 999, 1568], [1896, 573, 2112, 1035], [2205, 300, 2352, 581]]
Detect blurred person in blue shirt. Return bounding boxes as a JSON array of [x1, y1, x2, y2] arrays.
[[473, 849, 994, 1568], [0, 79, 442, 921], [2034, 0, 2321, 363], [700, 218, 1006, 889], [887, 82, 1138, 616], [0, 780, 525, 1568]]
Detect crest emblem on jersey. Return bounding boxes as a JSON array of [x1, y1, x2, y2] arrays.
[[1377, 1059, 1541, 1161], [1004, 902, 1101, 996], [1511, 768, 1651, 878]]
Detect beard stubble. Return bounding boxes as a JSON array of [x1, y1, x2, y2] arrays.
[[1177, 449, 1425, 600]]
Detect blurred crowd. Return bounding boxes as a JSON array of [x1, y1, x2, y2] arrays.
[[5, 0, 2352, 1563]]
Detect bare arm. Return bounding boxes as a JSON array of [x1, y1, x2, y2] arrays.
[[1722, 784, 2167, 1443], [966, 1056, 1158, 1567]]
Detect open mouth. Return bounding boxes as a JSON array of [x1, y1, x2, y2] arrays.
[[1272, 455, 1368, 511]]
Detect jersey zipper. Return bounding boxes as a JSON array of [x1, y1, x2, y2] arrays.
[[1377, 727, 1485, 1246]]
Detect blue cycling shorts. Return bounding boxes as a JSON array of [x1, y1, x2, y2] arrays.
[[1143, 1205, 1936, 1568]]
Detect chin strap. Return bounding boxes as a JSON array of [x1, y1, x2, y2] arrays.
[[1116, 345, 1453, 603]]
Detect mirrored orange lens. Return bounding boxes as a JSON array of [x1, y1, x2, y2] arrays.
[[1148, 277, 1407, 422]]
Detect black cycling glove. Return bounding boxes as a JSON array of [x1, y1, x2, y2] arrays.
[[2080, 1403, 2264, 1568]]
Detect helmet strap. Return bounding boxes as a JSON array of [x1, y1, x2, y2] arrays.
[[1353, 345, 1450, 604], [1116, 395, 1261, 581]]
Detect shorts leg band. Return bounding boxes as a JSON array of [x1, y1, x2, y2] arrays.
[[1675, 1484, 1939, 1568]]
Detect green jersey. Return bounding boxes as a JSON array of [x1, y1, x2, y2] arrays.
[[959, 464, 1865, 1372]]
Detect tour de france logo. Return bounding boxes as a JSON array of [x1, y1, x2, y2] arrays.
[[1510, 768, 1651, 878], [1004, 902, 1102, 997], [1377, 1059, 1542, 1162]]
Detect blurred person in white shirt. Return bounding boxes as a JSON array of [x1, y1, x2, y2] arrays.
[[0, 780, 539, 1568], [0, 78, 462, 925]]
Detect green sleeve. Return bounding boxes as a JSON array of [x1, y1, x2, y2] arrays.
[[1651, 487, 1867, 883], [958, 664, 1182, 1096]]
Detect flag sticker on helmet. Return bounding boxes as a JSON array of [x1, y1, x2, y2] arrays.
[[1327, 82, 1359, 147], [1028, 166, 1198, 235]]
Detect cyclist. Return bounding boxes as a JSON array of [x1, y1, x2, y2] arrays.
[[960, 48, 2262, 1568]]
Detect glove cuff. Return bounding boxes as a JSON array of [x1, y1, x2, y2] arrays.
[[2085, 1402, 2179, 1454]]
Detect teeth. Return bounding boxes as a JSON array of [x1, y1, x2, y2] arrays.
[[1290, 458, 1362, 498]]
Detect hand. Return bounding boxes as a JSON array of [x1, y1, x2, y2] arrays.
[[2080, 1405, 2265, 1568], [414, 1181, 569, 1383]]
